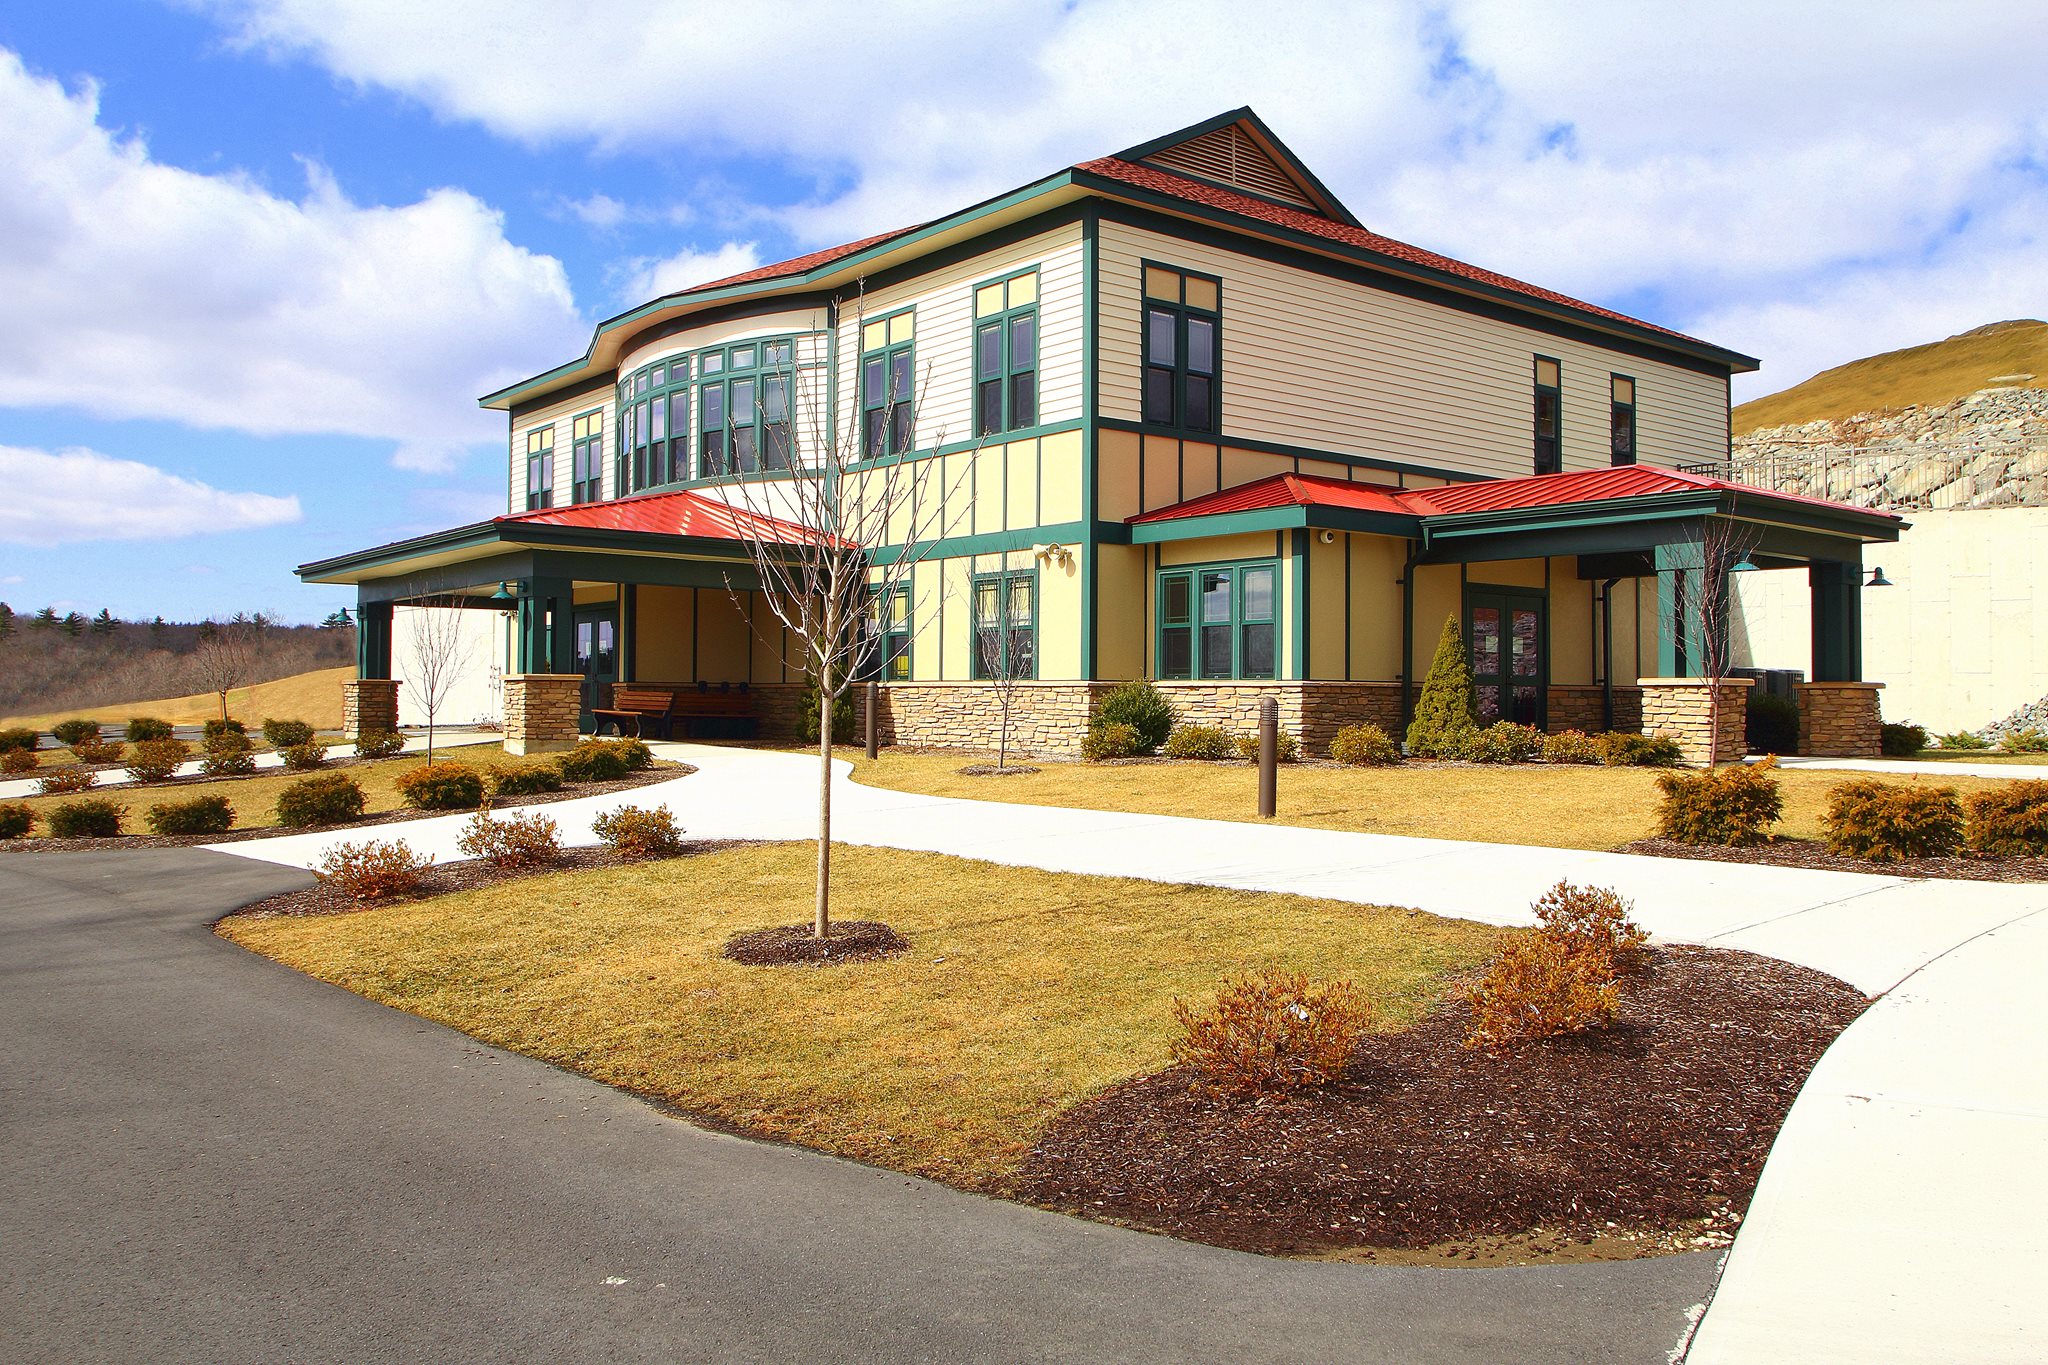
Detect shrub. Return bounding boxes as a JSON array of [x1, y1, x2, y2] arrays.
[[1461, 721, 1545, 764], [0, 802, 34, 839], [355, 729, 407, 759], [125, 717, 174, 743], [1880, 722, 1928, 757], [1963, 780, 2048, 857], [1461, 934, 1620, 1049], [1092, 679, 1175, 754], [51, 718, 101, 746], [455, 808, 562, 868], [1823, 779, 1964, 861], [797, 674, 855, 744], [274, 773, 367, 828], [1329, 722, 1401, 767], [145, 794, 235, 836], [591, 804, 687, 858], [1404, 616, 1479, 758], [202, 718, 247, 745], [487, 762, 564, 796], [36, 766, 96, 796], [558, 740, 630, 783], [313, 839, 432, 901], [1655, 757, 1784, 847], [0, 726, 38, 753], [279, 741, 329, 772], [1169, 971, 1375, 1095], [0, 749, 35, 774], [611, 736, 653, 771], [1597, 731, 1684, 767], [394, 762, 485, 810], [1746, 692, 1799, 756], [70, 736, 125, 765], [1999, 728, 2048, 755], [1080, 722, 1142, 761], [124, 737, 190, 783], [48, 798, 123, 838], [1533, 880, 1649, 973], [1936, 730, 1989, 751], [200, 734, 257, 777], [261, 718, 316, 748], [1230, 729, 1300, 763], [1541, 729, 1601, 764], [1162, 723, 1235, 760]]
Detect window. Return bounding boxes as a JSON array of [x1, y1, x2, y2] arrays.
[[971, 571, 1035, 679], [570, 411, 603, 504], [973, 269, 1038, 436], [1156, 561, 1276, 680], [524, 426, 554, 510], [876, 583, 911, 681], [1610, 375, 1636, 466], [1142, 264, 1220, 432], [861, 310, 915, 458], [1533, 356, 1562, 475], [608, 338, 810, 493]]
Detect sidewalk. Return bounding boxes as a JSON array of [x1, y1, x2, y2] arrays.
[[213, 742, 2048, 1361], [1770, 754, 2047, 781]]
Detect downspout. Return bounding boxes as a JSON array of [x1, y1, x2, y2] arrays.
[[1600, 576, 1621, 731], [1399, 540, 1424, 729]]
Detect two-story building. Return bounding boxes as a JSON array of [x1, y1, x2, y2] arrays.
[[302, 109, 1900, 759]]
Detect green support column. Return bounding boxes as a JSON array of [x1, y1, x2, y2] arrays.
[[354, 599, 392, 679], [1653, 545, 1686, 676], [1809, 560, 1863, 682], [516, 576, 574, 674]]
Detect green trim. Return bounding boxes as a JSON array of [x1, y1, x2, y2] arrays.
[[969, 567, 1039, 680], [1533, 354, 1562, 477], [1290, 527, 1308, 680], [1080, 206, 1099, 678], [970, 265, 1041, 438], [1154, 556, 1279, 681], [1112, 106, 1362, 228], [1093, 419, 1485, 486], [1137, 259, 1222, 437], [865, 521, 1087, 567], [1609, 371, 1638, 468]]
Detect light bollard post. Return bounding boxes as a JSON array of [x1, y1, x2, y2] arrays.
[[864, 680, 879, 760], [1257, 696, 1278, 819]]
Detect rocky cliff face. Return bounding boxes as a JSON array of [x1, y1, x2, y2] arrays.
[[1724, 386, 2048, 511]]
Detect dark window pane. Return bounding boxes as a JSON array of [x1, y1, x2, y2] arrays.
[[700, 430, 724, 478], [889, 350, 913, 403], [891, 402, 913, 454], [1008, 626, 1033, 678], [1534, 390, 1558, 438], [1161, 574, 1191, 625], [977, 324, 1001, 379], [1161, 626, 1192, 679], [1470, 606, 1501, 676], [1144, 367, 1175, 424], [1611, 406, 1634, 463], [978, 379, 1002, 436], [1009, 313, 1035, 364], [1510, 608, 1541, 677], [1475, 684, 1502, 725], [731, 425, 758, 473], [862, 357, 884, 406], [1510, 685, 1540, 725], [1187, 317, 1214, 374], [1009, 370, 1036, 427], [764, 422, 793, 470], [1201, 624, 1232, 677], [1240, 621, 1275, 678], [1147, 309, 1176, 366], [865, 409, 885, 459], [1185, 375, 1213, 431]]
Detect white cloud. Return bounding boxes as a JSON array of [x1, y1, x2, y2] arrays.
[[0, 445, 302, 546], [619, 241, 763, 302], [0, 49, 586, 473]]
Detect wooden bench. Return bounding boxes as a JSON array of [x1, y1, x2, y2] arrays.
[[592, 684, 757, 740], [591, 686, 677, 740]]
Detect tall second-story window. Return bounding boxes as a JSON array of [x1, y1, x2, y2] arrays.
[[524, 426, 554, 510], [861, 310, 915, 458], [570, 411, 603, 504], [1610, 375, 1636, 466], [1142, 264, 1220, 433], [974, 269, 1038, 436], [1533, 356, 1562, 475]]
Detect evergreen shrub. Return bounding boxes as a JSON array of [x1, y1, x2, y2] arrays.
[[1230, 729, 1299, 762], [48, 798, 123, 838], [52, 719, 101, 746], [355, 730, 407, 759], [1092, 680, 1174, 754], [0, 802, 34, 839], [274, 774, 367, 828], [1461, 721, 1544, 764], [1655, 757, 1784, 846], [1162, 724, 1235, 760], [1540, 730, 1601, 764], [1329, 723, 1400, 766], [0, 726, 38, 753], [279, 742, 328, 771], [558, 741, 630, 783], [1080, 722, 1141, 761], [1963, 780, 2048, 857], [394, 762, 485, 810], [262, 718, 316, 748], [1597, 732, 1684, 767], [125, 738, 190, 783], [591, 804, 687, 858], [145, 795, 235, 836], [1823, 780, 1963, 861], [1880, 722, 1928, 757], [125, 717, 174, 743], [1404, 617, 1479, 758], [487, 762, 564, 797]]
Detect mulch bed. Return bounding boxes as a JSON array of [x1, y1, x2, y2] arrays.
[[956, 764, 1041, 777], [721, 920, 908, 967], [0, 762, 694, 854], [1014, 945, 1865, 1258], [1620, 835, 2048, 883]]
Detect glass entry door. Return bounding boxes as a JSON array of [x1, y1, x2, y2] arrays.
[[572, 606, 618, 732], [1467, 588, 1546, 727]]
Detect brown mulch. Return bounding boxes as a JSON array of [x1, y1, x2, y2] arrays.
[[1014, 945, 1865, 1258], [1620, 835, 2048, 883], [721, 920, 908, 967], [0, 763, 694, 853], [956, 764, 1042, 777]]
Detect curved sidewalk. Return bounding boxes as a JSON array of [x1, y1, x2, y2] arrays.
[[214, 742, 2048, 1360]]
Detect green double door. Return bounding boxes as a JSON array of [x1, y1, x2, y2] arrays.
[[572, 606, 618, 732], [1466, 588, 1546, 728]]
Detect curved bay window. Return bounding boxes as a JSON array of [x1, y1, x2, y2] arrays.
[[1157, 560, 1275, 680], [616, 335, 806, 492]]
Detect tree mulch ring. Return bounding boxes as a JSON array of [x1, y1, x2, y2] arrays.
[[721, 920, 908, 967], [956, 763, 1041, 777], [1620, 835, 2048, 883], [1014, 945, 1866, 1261]]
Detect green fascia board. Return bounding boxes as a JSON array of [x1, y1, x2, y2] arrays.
[[866, 521, 1087, 566], [1128, 504, 1420, 545], [1093, 418, 1485, 486], [299, 519, 770, 584], [297, 519, 503, 580], [479, 170, 1084, 411]]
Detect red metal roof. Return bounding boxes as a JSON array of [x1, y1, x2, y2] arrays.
[[1128, 472, 1410, 523], [682, 226, 919, 294], [498, 489, 827, 544]]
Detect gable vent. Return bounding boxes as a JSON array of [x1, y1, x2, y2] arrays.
[[1142, 125, 1317, 211]]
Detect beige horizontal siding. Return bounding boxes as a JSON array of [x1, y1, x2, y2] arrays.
[[510, 388, 608, 513]]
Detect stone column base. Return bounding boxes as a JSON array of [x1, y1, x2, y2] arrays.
[[503, 674, 583, 755], [1546, 684, 1644, 735], [340, 678, 400, 739], [1637, 677, 1754, 766], [1795, 681, 1884, 757]]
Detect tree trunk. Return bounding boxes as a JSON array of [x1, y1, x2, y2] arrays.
[[815, 662, 833, 940]]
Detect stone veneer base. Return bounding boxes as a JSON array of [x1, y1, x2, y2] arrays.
[[340, 678, 400, 740], [1637, 677, 1754, 767], [1794, 681, 1885, 758], [503, 674, 583, 756]]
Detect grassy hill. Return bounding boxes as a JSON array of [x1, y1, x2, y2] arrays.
[[1735, 319, 2048, 433], [2, 666, 352, 731]]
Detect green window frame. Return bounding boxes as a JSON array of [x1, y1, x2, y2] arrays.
[[1156, 560, 1276, 680], [610, 336, 807, 495], [861, 309, 916, 459], [1141, 262, 1220, 434], [970, 570, 1036, 680], [524, 426, 555, 510], [1610, 373, 1636, 466], [1533, 355, 1562, 475], [570, 410, 604, 504], [875, 582, 912, 682], [973, 269, 1038, 436]]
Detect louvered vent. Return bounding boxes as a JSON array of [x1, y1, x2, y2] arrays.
[[1142, 125, 1317, 210]]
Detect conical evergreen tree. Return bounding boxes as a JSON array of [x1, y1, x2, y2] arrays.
[[91, 608, 118, 635], [1404, 615, 1480, 758]]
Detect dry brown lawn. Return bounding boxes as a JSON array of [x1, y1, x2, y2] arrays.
[[221, 843, 1500, 1189], [2, 665, 353, 731]]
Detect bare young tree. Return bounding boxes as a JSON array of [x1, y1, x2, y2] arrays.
[[1661, 517, 1766, 766], [190, 618, 256, 723], [401, 597, 474, 764], [961, 562, 1046, 771], [722, 285, 977, 939]]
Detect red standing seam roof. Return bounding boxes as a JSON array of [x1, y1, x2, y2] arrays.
[[498, 489, 836, 545]]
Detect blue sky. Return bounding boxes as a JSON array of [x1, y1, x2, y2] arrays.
[[2, 0, 2043, 624]]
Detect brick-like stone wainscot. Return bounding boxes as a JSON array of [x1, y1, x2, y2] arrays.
[[503, 674, 583, 755], [340, 678, 400, 739], [1795, 681, 1884, 758], [1546, 684, 1643, 736], [1637, 677, 1753, 766]]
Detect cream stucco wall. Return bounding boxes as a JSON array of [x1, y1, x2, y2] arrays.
[[392, 605, 509, 727]]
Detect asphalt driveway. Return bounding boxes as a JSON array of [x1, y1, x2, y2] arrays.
[[0, 848, 1716, 1363]]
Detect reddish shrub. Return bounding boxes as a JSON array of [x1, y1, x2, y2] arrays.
[[1170, 971, 1376, 1095], [314, 839, 432, 901]]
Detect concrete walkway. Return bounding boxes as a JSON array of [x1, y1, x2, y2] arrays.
[[1770, 754, 2048, 781], [210, 743, 2048, 1360]]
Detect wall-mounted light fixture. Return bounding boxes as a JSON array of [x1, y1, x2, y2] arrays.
[[1318, 529, 1337, 545], [1865, 566, 1893, 588], [1031, 543, 1075, 570]]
